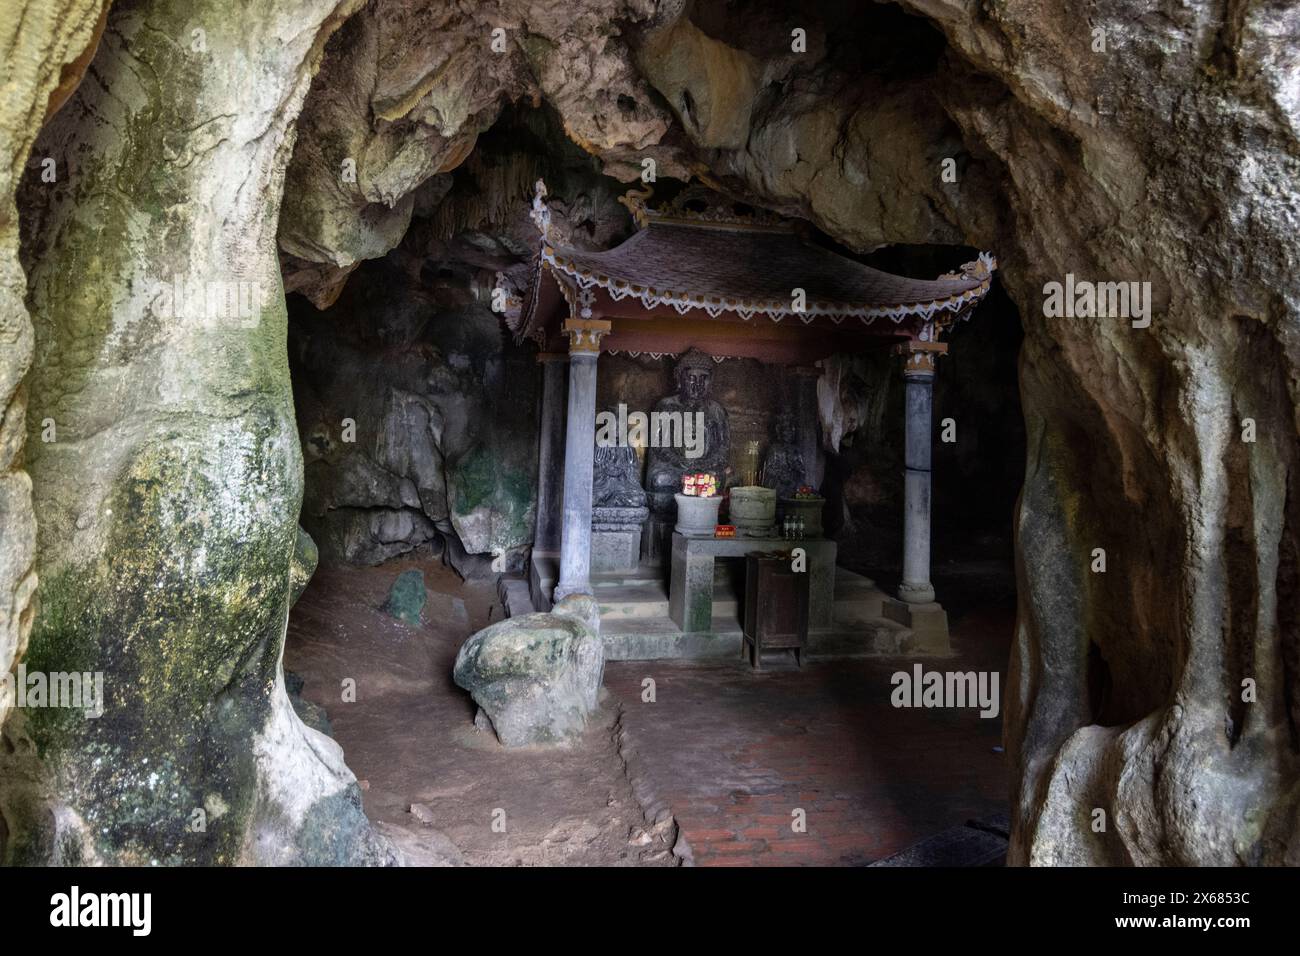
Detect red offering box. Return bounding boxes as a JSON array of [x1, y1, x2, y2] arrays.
[[714, 525, 736, 537]]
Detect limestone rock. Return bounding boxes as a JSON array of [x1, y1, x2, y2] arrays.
[[453, 612, 604, 747], [282, 0, 1296, 863], [553, 593, 602, 636], [376, 821, 466, 866], [284, 669, 334, 738], [277, 0, 677, 300], [381, 569, 427, 627], [408, 802, 436, 825], [291, 258, 539, 568], [2, 0, 392, 866], [290, 527, 320, 607], [0, 0, 109, 736], [888, 0, 1300, 865], [3, 0, 1296, 871]]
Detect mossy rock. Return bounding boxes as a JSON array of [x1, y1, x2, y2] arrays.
[[381, 569, 427, 626], [452, 612, 603, 747]]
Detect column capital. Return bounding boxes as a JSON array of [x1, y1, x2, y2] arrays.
[[562, 318, 612, 355], [895, 339, 947, 374]]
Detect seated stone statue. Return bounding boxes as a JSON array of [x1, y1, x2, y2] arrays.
[[760, 411, 807, 498], [645, 348, 731, 514], [593, 442, 646, 509], [591, 438, 648, 573]]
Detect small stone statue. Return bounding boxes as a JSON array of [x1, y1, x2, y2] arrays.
[[646, 348, 731, 514], [593, 442, 646, 508], [591, 436, 648, 574], [760, 412, 807, 498]]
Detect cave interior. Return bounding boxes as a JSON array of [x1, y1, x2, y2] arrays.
[[2, 0, 1297, 871], [277, 10, 1026, 866]]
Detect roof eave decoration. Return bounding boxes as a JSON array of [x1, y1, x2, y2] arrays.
[[538, 246, 998, 328]]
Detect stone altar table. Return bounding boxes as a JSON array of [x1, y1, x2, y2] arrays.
[[668, 532, 837, 633]]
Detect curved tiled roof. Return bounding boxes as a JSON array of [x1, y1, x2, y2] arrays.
[[541, 220, 994, 324], [510, 183, 997, 350]]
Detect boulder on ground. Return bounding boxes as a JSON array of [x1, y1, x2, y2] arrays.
[[452, 611, 603, 747]]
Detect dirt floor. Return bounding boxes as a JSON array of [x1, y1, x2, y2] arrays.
[[285, 553, 1014, 867], [285, 556, 678, 866]]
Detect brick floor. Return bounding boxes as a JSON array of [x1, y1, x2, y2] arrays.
[[604, 588, 1012, 867]]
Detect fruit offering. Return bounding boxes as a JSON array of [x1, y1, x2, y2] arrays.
[[682, 472, 717, 497]]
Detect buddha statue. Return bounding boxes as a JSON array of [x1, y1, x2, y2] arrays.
[[646, 348, 731, 514], [591, 438, 649, 573], [593, 442, 647, 509], [760, 411, 808, 498]]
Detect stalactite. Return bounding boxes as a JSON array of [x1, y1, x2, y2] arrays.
[[427, 150, 543, 240]]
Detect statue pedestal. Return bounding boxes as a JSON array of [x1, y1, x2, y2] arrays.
[[592, 505, 649, 574]]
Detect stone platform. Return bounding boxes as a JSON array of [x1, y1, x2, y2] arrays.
[[527, 552, 951, 660]]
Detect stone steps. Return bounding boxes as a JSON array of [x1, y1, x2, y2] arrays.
[[527, 552, 945, 659], [601, 617, 916, 661]]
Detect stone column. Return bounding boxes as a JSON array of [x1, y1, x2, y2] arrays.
[[790, 365, 823, 490], [553, 318, 611, 603], [533, 353, 568, 553], [898, 344, 943, 604]]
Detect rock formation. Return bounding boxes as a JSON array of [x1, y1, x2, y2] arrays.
[[901, 0, 1300, 867], [0, 0, 108, 746], [3, 0, 392, 865]]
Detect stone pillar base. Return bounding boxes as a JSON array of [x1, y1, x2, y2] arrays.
[[553, 582, 594, 603], [898, 581, 936, 604], [893, 600, 950, 655], [529, 550, 558, 612]]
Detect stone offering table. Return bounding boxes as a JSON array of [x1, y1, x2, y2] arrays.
[[669, 532, 837, 633]]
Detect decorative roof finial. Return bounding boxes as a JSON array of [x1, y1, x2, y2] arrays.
[[964, 251, 997, 281], [530, 179, 551, 239], [618, 185, 654, 229], [938, 251, 998, 283]]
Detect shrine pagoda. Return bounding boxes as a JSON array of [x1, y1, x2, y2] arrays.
[[506, 182, 997, 653]]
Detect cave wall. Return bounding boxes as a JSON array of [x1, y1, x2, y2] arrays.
[[2, 0, 391, 865], [290, 254, 539, 570], [900, 0, 1300, 865], [604, 0, 1300, 866], [0, 0, 108, 741]]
